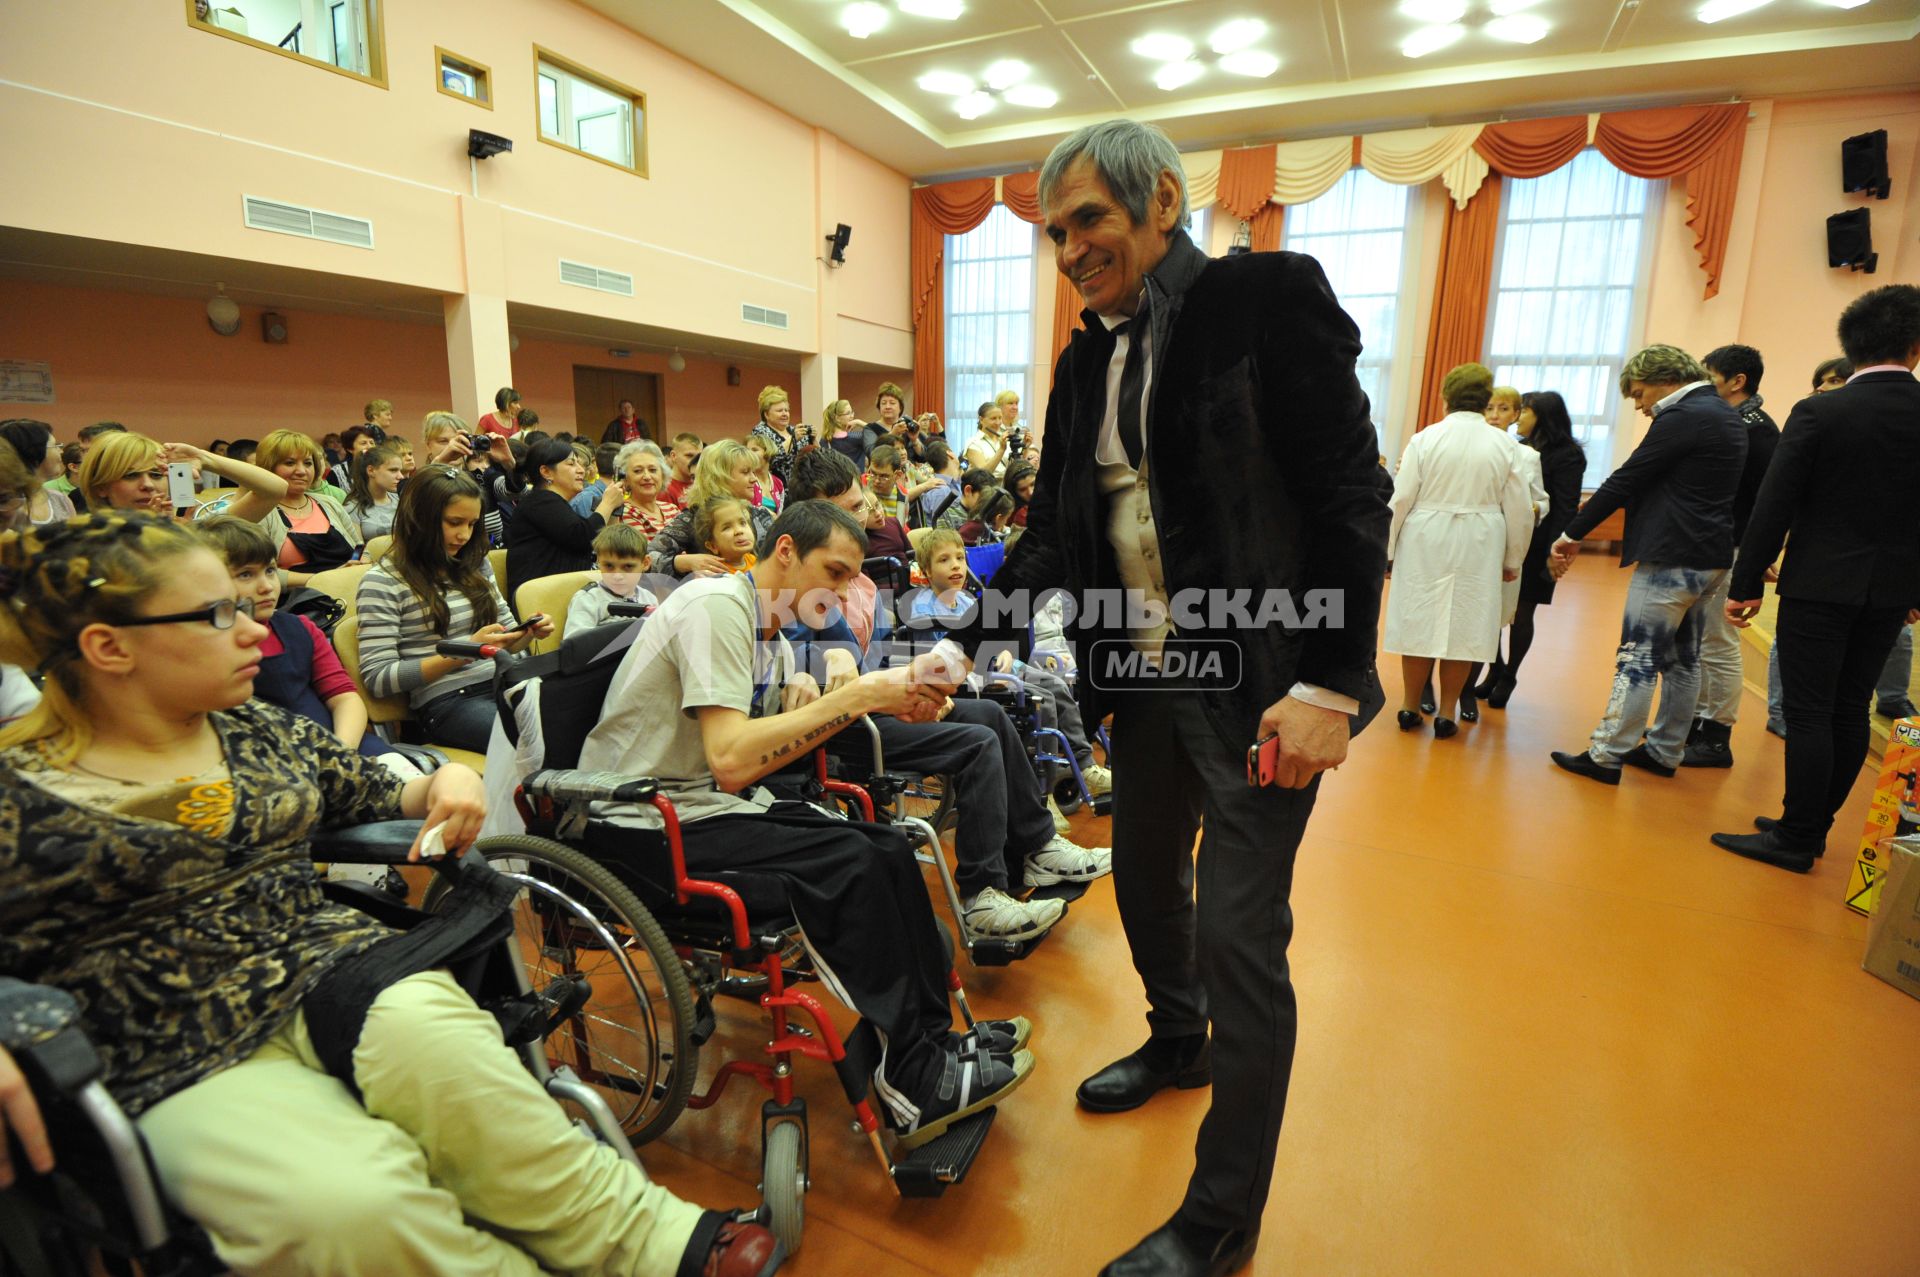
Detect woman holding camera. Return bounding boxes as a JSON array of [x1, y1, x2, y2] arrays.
[[747, 385, 799, 485], [963, 401, 1012, 477]]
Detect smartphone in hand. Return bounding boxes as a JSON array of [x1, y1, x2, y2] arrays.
[[166, 462, 198, 509], [504, 612, 545, 634], [1246, 734, 1279, 787]]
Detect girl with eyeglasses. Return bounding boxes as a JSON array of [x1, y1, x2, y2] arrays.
[[0, 511, 779, 1276]]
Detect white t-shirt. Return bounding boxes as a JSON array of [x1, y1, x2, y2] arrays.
[[578, 574, 792, 828]]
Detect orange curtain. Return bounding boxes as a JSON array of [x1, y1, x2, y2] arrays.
[[1001, 171, 1043, 225], [1217, 143, 1277, 223], [1417, 176, 1502, 429], [1473, 115, 1587, 177], [1249, 201, 1285, 252], [1595, 103, 1748, 300], [910, 177, 998, 422]]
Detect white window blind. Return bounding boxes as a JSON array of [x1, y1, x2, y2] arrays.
[[1283, 168, 1412, 447], [1486, 149, 1659, 486], [944, 204, 1035, 452]]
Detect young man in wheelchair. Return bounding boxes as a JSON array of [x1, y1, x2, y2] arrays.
[[577, 500, 1037, 1148], [775, 448, 1110, 945], [0, 513, 781, 1276]]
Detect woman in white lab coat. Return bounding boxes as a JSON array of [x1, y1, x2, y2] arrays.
[[1383, 363, 1534, 738]]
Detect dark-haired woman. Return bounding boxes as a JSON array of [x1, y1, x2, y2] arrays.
[[355, 468, 552, 752], [1476, 390, 1587, 706], [0, 419, 76, 526], [502, 437, 625, 604], [0, 511, 781, 1276]]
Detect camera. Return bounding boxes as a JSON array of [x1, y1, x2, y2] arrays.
[[795, 423, 817, 448], [468, 433, 493, 453], [1007, 425, 1030, 457]]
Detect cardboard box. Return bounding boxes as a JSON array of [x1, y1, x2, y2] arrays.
[[1862, 836, 1920, 1002], [1845, 716, 1920, 916]]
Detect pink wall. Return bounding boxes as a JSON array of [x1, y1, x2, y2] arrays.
[[505, 334, 800, 442], [0, 279, 450, 446]]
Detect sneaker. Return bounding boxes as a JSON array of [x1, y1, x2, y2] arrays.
[[894, 1047, 1035, 1150], [1045, 795, 1071, 835], [962, 887, 1065, 942], [1081, 762, 1112, 797], [1023, 834, 1112, 887], [954, 1015, 1032, 1057]]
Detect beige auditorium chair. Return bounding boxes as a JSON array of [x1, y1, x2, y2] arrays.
[[362, 534, 392, 563], [304, 562, 374, 619], [513, 570, 595, 657], [331, 614, 488, 773]]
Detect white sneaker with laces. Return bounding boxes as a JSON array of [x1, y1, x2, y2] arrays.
[[1046, 795, 1071, 835], [1081, 763, 1112, 797], [963, 887, 1064, 941], [1023, 834, 1112, 887]]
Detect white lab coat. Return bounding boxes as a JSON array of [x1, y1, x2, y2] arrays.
[[1383, 412, 1535, 661]]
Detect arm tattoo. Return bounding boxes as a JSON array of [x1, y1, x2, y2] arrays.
[[758, 713, 854, 766]]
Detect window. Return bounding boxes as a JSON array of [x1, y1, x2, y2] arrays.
[[187, 0, 386, 86], [1486, 149, 1659, 485], [944, 205, 1035, 451], [436, 47, 491, 108], [1283, 168, 1413, 445], [1185, 207, 1211, 254], [535, 48, 647, 176]]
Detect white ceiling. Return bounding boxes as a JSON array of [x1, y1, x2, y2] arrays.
[[584, 0, 1920, 179]]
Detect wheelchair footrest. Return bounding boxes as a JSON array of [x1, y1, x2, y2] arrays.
[[893, 1107, 996, 1198], [1028, 879, 1091, 904], [1088, 794, 1113, 818], [966, 907, 1065, 966]]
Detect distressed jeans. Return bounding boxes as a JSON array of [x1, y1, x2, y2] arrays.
[[1589, 563, 1728, 768]]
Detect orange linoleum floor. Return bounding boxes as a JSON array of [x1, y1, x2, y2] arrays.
[[643, 556, 1920, 1277]]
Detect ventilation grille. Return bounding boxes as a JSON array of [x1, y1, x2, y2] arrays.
[[741, 303, 789, 330], [559, 259, 635, 296], [242, 196, 375, 249]]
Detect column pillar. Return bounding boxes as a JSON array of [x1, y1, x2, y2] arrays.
[[444, 194, 513, 425]]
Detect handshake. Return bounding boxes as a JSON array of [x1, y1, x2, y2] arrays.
[[799, 642, 973, 723]]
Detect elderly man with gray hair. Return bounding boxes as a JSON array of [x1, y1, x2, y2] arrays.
[[943, 119, 1390, 1275], [1547, 344, 1747, 783]]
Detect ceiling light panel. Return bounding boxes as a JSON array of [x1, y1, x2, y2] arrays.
[[955, 90, 994, 119], [1486, 0, 1541, 13], [916, 69, 975, 95], [983, 59, 1029, 89], [1401, 23, 1466, 57], [1219, 49, 1281, 78], [842, 2, 887, 38], [1398, 0, 1467, 22], [1485, 14, 1551, 42], [1002, 84, 1059, 108], [1131, 32, 1195, 62], [1814, 0, 1870, 7], [1153, 60, 1205, 91], [896, 0, 964, 18], [1209, 19, 1267, 55], [1695, 0, 1774, 21]]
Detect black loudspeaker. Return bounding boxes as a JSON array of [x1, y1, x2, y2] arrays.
[[825, 222, 852, 264], [1826, 208, 1877, 274], [1841, 129, 1890, 200]]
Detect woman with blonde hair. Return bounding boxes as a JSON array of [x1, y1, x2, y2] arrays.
[[80, 430, 286, 524], [746, 384, 798, 485], [645, 438, 772, 578], [200, 429, 364, 586], [615, 439, 681, 539], [1383, 363, 1534, 739]]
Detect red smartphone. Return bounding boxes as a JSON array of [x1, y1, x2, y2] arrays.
[[1246, 734, 1279, 787]]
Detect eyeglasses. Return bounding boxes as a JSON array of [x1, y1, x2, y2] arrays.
[[116, 597, 259, 631]]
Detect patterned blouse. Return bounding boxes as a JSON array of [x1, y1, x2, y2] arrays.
[[620, 498, 681, 541], [748, 421, 796, 485], [0, 702, 406, 1115]]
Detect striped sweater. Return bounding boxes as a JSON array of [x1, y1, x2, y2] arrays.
[[353, 561, 511, 708]]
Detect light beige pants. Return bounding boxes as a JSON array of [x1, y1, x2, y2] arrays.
[[138, 970, 702, 1276]]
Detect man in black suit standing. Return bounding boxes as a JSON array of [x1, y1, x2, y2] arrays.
[[951, 119, 1390, 1277], [1717, 285, 1920, 871]]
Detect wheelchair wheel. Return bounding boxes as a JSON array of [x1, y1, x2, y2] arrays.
[[899, 774, 956, 835], [761, 1119, 806, 1254], [458, 835, 698, 1145]]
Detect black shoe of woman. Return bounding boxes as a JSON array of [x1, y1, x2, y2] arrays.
[[1459, 693, 1479, 723], [1486, 678, 1516, 710], [1433, 717, 1459, 740], [1419, 688, 1436, 714], [1397, 710, 1423, 732], [1472, 669, 1501, 699]]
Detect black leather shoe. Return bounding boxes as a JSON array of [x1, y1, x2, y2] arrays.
[[1619, 743, 1676, 777], [1551, 749, 1620, 785], [1433, 716, 1458, 739], [1420, 687, 1436, 715], [1485, 677, 1516, 710], [1752, 816, 1824, 857], [1472, 666, 1503, 699], [1878, 698, 1919, 720], [1100, 1217, 1258, 1277], [1397, 709, 1423, 732], [1077, 1037, 1210, 1113], [1710, 830, 1818, 872], [1458, 693, 1479, 722]]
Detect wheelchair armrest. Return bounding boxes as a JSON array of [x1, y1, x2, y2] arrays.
[[0, 980, 101, 1098], [311, 819, 425, 864], [386, 742, 450, 773], [522, 769, 661, 806]]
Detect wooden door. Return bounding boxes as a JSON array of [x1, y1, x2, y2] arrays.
[[572, 366, 662, 444]]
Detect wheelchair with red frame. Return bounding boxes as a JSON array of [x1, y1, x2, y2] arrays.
[[439, 611, 1015, 1256]]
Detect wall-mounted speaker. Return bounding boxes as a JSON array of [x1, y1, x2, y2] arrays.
[[260, 311, 288, 343], [726, 366, 741, 387], [1826, 208, 1877, 274], [1841, 129, 1890, 200]]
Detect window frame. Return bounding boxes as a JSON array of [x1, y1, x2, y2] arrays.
[[184, 0, 388, 89], [532, 45, 648, 179], [435, 46, 492, 109], [943, 204, 1036, 452], [1482, 150, 1662, 484]]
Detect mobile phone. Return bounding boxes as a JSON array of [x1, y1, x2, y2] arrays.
[[166, 461, 198, 509], [503, 612, 545, 634], [1246, 734, 1279, 787]]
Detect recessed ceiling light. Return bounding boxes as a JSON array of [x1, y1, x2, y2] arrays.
[[1815, 0, 1870, 7], [1487, 0, 1541, 13], [897, 0, 964, 19], [1218, 49, 1281, 77], [1131, 33, 1195, 62], [1398, 0, 1467, 22], [1004, 84, 1059, 108], [984, 59, 1030, 90], [1153, 60, 1205, 91], [843, 2, 887, 38], [955, 90, 994, 119], [916, 69, 975, 95], [1486, 14, 1550, 42], [1695, 0, 1773, 21], [1209, 19, 1268, 55], [1401, 23, 1466, 56]]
